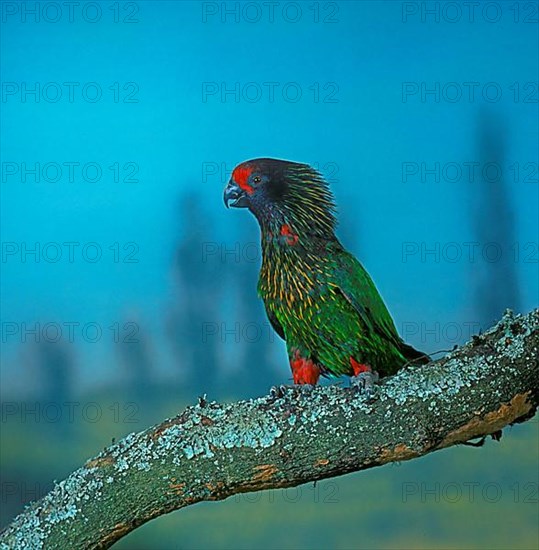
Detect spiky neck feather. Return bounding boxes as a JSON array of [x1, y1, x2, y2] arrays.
[[255, 163, 338, 245], [256, 164, 340, 307]]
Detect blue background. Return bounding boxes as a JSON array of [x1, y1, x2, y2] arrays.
[[1, 1, 538, 548]]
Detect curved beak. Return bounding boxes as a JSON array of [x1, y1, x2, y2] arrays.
[[223, 179, 249, 209]]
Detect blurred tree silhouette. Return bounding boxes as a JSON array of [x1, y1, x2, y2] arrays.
[[117, 315, 153, 403], [31, 339, 74, 435], [473, 111, 521, 328], [226, 215, 281, 396], [166, 192, 221, 397]]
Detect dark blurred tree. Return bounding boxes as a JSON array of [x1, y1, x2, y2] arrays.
[[472, 111, 521, 328], [31, 339, 74, 435], [227, 215, 281, 397], [36, 342, 72, 401], [117, 315, 153, 403], [166, 192, 221, 397]]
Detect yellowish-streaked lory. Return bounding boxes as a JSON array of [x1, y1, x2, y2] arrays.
[[224, 158, 428, 385]]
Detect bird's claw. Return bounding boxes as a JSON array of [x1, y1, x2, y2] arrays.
[[351, 371, 379, 397], [294, 384, 314, 394], [270, 383, 315, 398], [270, 385, 288, 398]]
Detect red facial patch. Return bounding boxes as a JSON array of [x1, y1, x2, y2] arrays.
[[280, 224, 298, 246], [232, 164, 254, 195], [290, 350, 320, 385], [350, 357, 371, 376]]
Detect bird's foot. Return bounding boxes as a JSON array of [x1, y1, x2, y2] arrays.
[[350, 370, 380, 397], [270, 383, 315, 398], [270, 384, 288, 398], [349, 359, 379, 396]]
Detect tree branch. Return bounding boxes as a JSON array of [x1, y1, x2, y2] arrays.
[[1, 309, 538, 549]]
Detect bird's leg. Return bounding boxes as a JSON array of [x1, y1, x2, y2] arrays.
[[270, 383, 315, 398], [290, 350, 321, 385], [270, 351, 320, 398], [350, 358, 379, 393]]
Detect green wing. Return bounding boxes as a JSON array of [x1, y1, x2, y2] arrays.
[[263, 302, 285, 340], [330, 247, 402, 349]]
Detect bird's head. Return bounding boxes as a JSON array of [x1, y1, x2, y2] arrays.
[[223, 158, 337, 238]]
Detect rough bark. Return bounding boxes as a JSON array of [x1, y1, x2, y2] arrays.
[[1, 309, 538, 550]]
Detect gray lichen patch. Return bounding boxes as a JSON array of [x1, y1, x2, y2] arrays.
[[156, 401, 284, 461], [381, 309, 538, 409], [492, 310, 538, 363], [0, 466, 103, 550], [382, 362, 460, 406]]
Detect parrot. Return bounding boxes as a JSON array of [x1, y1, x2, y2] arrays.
[[223, 157, 429, 386]]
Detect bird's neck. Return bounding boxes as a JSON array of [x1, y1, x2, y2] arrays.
[[257, 214, 337, 305], [256, 205, 336, 250]]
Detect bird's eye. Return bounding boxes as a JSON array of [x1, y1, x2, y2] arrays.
[[253, 176, 261, 184]]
